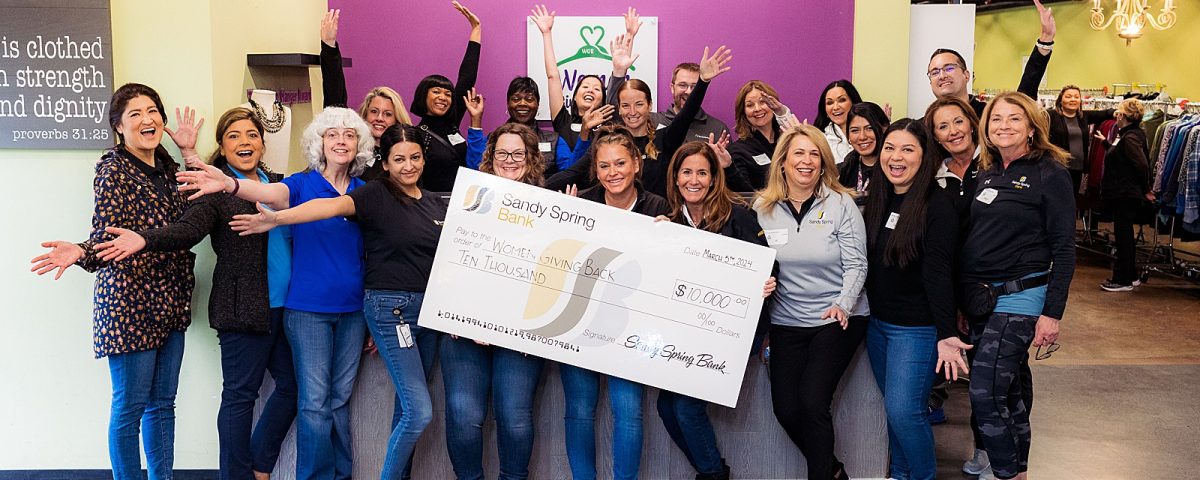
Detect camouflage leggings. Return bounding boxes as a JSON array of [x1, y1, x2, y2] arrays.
[[969, 312, 1036, 479]]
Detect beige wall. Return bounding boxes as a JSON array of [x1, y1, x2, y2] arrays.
[[853, 0, 912, 117]]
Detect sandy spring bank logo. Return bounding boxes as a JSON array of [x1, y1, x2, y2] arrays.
[[522, 239, 626, 337], [461, 185, 494, 214]]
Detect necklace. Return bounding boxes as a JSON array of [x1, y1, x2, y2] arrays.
[[249, 98, 286, 133]]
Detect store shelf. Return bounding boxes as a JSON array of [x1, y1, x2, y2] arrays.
[[247, 53, 352, 68]]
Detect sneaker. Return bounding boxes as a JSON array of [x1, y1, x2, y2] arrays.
[[927, 405, 947, 425], [1100, 280, 1134, 292], [976, 466, 997, 480], [963, 448, 991, 475]]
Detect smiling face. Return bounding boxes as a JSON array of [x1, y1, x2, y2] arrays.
[[116, 95, 165, 154], [824, 86, 852, 128], [881, 129, 923, 193], [931, 104, 975, 157], [670, 69, 699, 111], [220, 119, 264, 174], [784, 134, 823, 193], [365, 96, 397, 140], [322, 127, 360, 169], [619, 89, 652, 132], [676, 153, 712, 208], [594, 143, 639, 198], [383, 141, 424, 188], [574, 77, 604, 113], [987, 100, 1031, 151], [743, 89, 772, 131], [490, 133, 529, 182], [928, 52, 970, 99], [1059, 88, 1081, 115], [847, 115, 877, 157], [425, 86, 452, 117], [508, 90, 539, 124]]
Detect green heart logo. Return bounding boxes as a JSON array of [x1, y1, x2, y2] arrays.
[[579, 25, 606, 49]]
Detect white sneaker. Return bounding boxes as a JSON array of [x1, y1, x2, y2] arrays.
[[976, 466, 998, 480], [963, 448, 991, 474]]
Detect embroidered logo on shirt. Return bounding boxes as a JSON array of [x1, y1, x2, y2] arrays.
[[1012, 175, 1031, 190], [808, 211, 833, 225]]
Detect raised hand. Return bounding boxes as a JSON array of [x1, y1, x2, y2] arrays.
[[698, 45, 733, 82], [936, 337, 973, 381], [762, 94, 789, 117], [623, 6, 642, 38], [165, 107, 204, 158], [707, 131, 732, 169], [30, 241, 84, 280], [464, 88, 485, 128], [563, 184, 579, 197], [1034, 0, 1056, 43], [321, 9, 340, 47], [453, 1, 481, 31], [229, 203, 280, 236], [610, 33, 639, 75], [583, 104, 615, 131], [177, 161, 235, 201], [95, 227, 146, 262], [530, 4, 554, 34]]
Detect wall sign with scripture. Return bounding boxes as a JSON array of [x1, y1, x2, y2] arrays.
[[0, 0, 115, 149]]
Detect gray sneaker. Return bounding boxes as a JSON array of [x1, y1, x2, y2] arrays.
[[963, 448, 991, 475]]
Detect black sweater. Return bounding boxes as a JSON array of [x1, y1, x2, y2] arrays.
[[417, 40, 480, 192], [961, 151, 1076, 319], [1101, 124, 1151, 200], [546, 79, 709, 197], [321, 41, 386, 181], [140, 167, 284, 334], [578, 183, 671, 218], [966, 45, 1051, 117], [1048, 108, 1115, 171], [865, 190, 959, 340], [726, 125, 779, 193]]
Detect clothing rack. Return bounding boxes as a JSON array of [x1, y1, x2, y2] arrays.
[[1077, 213, 1200, 284]]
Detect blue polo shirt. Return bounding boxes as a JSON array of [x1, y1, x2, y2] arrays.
[[281, 169, 365, 313]]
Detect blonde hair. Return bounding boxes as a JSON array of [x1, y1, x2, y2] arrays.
[[755, 124, 851, 212], [358, 86, 413, 126], [1117, 98, 1145, 121], [977, 91, 1069, 171]]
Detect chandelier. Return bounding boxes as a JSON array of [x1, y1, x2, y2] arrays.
[[1091, 0, 1177, 45]]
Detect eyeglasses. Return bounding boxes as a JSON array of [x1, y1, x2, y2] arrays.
[[1034, 342, 1060, 360], [673, 82, 697, 92], [927, 63, 961, 79], [323, 130, 359, 142], [493, 150, 527, 163]]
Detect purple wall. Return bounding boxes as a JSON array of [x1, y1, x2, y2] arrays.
[[329, 0, 855, 136]]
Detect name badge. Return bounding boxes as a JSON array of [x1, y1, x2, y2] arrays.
[[976, 188, 998, 205], [752, 153, 771, 166], [885, 212, 900, 230], [538, 142, 552, 152], [764, 228, 789, 246], [655, 123, 668, 131], [571, 123, 582, 132], [447, 133, 466, 145]]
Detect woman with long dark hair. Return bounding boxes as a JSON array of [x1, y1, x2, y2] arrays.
[[31, 83, 199, 479], [813, 79, 864, 165], [837, 102, 890, 207], [93, 107, 297, 480], [863, 119, 970, 480]]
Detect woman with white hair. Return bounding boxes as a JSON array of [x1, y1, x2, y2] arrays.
[[178, 106, 375, 480]]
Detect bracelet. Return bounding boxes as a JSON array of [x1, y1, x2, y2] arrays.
[[228, 178, 240, 196], [1036, 39, 1054, 47]]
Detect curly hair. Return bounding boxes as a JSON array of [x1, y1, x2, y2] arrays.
[[480, 122, 546, 186], [300, 107, 375, 177]]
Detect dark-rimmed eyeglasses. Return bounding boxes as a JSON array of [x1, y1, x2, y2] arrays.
[[493, 150, 527, 163], [1035, 342, 1060, 360], [927, 64, 961, 79]]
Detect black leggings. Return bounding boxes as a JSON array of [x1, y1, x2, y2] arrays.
[[768, 317, 867, 479]]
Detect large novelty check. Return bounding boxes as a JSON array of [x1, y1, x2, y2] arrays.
[[419, 168, 776, 407]]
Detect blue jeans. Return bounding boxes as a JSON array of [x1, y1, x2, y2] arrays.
[[285, 309, 366, 480], [656, 390, 723, 475], [216, 308, 297, 479], [865, 317, 938, 480], [441, 337, 545, 480], [363, 290, 435, 480], [107, 330, 186, 480], [560, 364, 644, 480]]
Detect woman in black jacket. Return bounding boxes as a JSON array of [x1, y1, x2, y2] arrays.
[[726, 80, 785, 192], [95, 107, 297, 480], [838, 102, 890, 207], [1098, 98, 1151, 292], [1047, 85, 1114, 193]]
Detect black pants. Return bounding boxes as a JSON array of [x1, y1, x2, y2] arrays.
[[768, 317, 867, 479], [1109, 198, 1138, 285]]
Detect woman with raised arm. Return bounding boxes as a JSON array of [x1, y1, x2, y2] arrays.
[[662, 141, 776, 480], [464, 86, 610, 176], [962, 92, 1075, 480], [319, 8, 414, 181], [726, 81, 793, 192], [813, 80, 864, 165], [559, 125, 670, 480], [177, 106, 373, 480], [754, 125, 867, 480], [30, 83, 200, 480], [92, 107, 297, 480], [837, 102, 891, 207], [405, 1, 482, 192], [441, 121, 548, 480], [227, 124, 447, 480], [531, 4, 609, 152]]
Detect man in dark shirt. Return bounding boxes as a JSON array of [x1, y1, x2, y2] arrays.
[[658, 62, 729, 142]]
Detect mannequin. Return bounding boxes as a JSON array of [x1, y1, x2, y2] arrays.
[[242, 89, 292, 173]]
